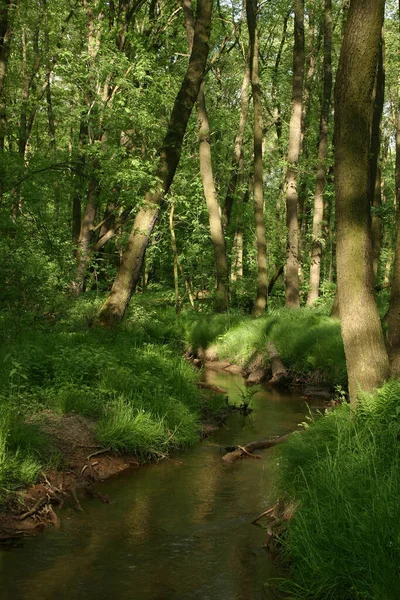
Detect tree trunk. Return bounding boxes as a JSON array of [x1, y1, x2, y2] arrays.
[[307, 0, 333, 305], [0, 0, 11, 153], [197, 82, 229, 312], [247, 0, 268, 316], [334, 0, 389, 404], [182, 0, 228, 311], [284, 0, 304, 309], [370, 32, 385, 280], [96, 0, 212, 326], [386, 0, 400, 377], [71, 175, 98, 294], [272, 11, 290, 155], [223, 54, 250, 228]]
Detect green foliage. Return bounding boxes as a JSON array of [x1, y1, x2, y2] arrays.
[[274, 380, 400, 599]]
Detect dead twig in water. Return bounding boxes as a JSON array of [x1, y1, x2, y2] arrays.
[[237, 445, 261, 459]]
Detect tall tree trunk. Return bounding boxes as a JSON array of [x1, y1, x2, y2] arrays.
[[247, 0, 268, 316], [223, 54, 250, 228], [231, 173, 248, 282], [307, 0, 333, 305], [370, 32, 385, 280], [385, 0, 400, 377], [96, 0, 212, 326], [72, 175, 98, 294], [272, 11, 290, 155], [284, 0, 304, 309], [182, 0, 228, 311], [334, 0, 389, 404], [0, 0, 11, 153], [197, 82, 229, 311]]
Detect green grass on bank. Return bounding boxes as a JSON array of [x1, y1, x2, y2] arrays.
[[272, 380, 400, 599], [187, 308, 346, 388], [0, 297, 208, 499]]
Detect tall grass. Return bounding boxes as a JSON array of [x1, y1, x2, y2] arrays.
[[273, 380, 400, 599]]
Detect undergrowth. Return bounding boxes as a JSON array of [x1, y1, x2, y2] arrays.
[[273, 380, 400, 599]]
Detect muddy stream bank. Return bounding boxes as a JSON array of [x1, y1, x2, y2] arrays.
[[0, 370, 324, 600]]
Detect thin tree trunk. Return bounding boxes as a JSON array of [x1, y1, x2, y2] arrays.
[[182, 0, 228, 311], [386, 0, 400, 377], [247, 0, 268, 316], [334, 0, 389, 404], [231, 175, 247, 282], [223, 54, 250, 228], [307, 0, 333, 305], [96, 0, 212, 326], [169, 202, 195, 311], [272, 11, 290, 155], [370, 32, 385, 280], [72, 176, 98, 294], [0, 0, 11, 153], [169, 203, 180, 312], [284, 0, 304, 309], [197, 82, 229, 311]]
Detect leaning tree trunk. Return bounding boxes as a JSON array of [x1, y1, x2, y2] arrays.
[[96, 0, 212, 326], [334, 0, 389, 404], [182, 0, 228, 312], [386, 0, 400, 377], [307, 0, 332, 305], [284, 0, 304, 309], [369, 31, 385, 280], [247, 0, 268, 316]]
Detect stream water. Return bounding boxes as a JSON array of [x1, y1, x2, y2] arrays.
[[0, 370, 322, 600]]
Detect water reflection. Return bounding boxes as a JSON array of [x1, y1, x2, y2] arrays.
[[0, 370, 320, 599]]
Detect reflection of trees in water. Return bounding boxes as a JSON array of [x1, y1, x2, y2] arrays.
[[2, 379, 308, 599]]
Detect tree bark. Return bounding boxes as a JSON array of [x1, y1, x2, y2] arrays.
[[307, 0, 333, 305], [223, 53, 250, 228], [0, 0, 11, 152], [284, 0, 304, 309], [197, 82, 229, 311], [385, 0, 400, 377], [182, 0, 228, 312], [96, 0, 212, 326], [369, 32, 385, 280], [334, 0, 389, 404], [247, 0, 268, 316]]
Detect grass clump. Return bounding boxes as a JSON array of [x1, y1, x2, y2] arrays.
[[273, 380, 400, 599]]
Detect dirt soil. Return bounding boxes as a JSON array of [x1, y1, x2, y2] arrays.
[[0, 411, 140, 546]]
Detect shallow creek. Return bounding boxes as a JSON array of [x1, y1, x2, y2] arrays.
[[0, 370, 322, 600]]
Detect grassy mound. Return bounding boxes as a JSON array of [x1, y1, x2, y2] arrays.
[[273, 380, 400, 599], [187, 308, 346, 387], [0, 297, 207, 499]]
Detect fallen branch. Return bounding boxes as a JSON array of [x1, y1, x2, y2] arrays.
[[222, 433, 291, 462], [238, 445, 261, 459], [19, 497, 47, 520], [197, 381, 227, 394]]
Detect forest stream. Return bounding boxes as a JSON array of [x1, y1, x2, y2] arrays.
[[0, 371, 323, 600]]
